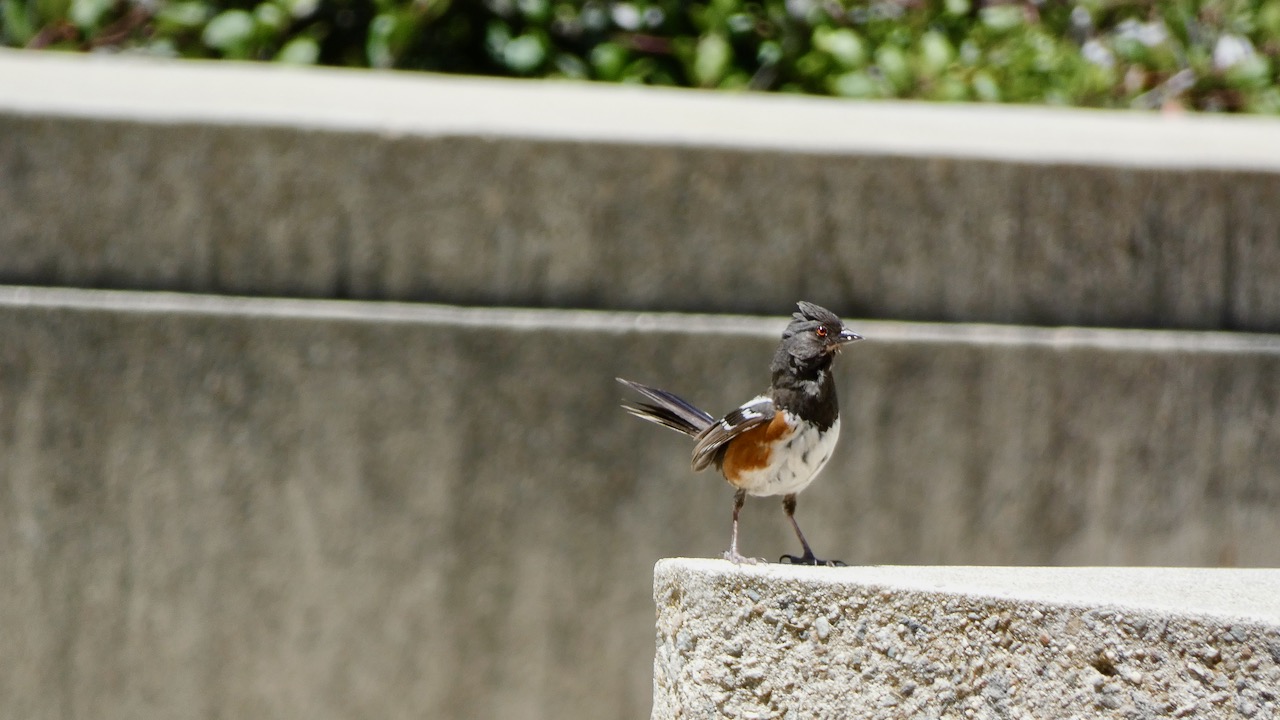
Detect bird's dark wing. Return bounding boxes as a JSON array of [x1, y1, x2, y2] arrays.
[[691, 395, 775, 472], [617, 378, 715, 438]]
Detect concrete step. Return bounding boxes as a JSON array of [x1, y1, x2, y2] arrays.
[[2, 286, 1278, 719], [653, 558, 1280, 719], [3, 50, 1280, 331]]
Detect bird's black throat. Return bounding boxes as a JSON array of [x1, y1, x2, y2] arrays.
[[770, 352, 839, 431]]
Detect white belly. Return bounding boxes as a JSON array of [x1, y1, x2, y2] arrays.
[[736, 415, 841, 497]]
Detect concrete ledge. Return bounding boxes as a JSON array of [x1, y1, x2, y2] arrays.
[[654, 559, 1280, 719], [5, 49, 1280, 167], [4, 51, 1280, 330]]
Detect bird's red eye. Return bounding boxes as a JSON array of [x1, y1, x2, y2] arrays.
[[815, 326, 828, 338]]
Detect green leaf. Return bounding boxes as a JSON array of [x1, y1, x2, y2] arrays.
[[280, 0, 319, 20], [516, 0, 549, 24], [1261, 1, 1280, 38], [144, 38, 180, 57], [980, 5, 1022, 33], [503, 33, 546, 73], [552, 52, 588, 79], [2, 0, 35, 44], [367, 13, 398, 68], [1226, 55, 1272, 90], [590, 42, 628, 80], [757, 40, 782, 67], [156, 1, 209, 30], [971, 70, 1001, 102], [484, 20, 510, 58], [70, 0, 112, 30], [254, 2, 286, 32], [813, 27, 866, 69], [1245, 87, 1280, 114], [930, 74, 970, 101], [202, 10, 256, 51], [874, 44, 911, 92], [693, 32, 731, 87], [917, 30, 954, 77], [277, 36, 319, 64], [829, 71, 879, 98], [795, 51, 830, 80], [622, 57, 658, 84], [726, 13, 753, 35]]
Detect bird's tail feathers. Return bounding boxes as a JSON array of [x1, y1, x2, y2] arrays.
[[616, 378, 714, 438]]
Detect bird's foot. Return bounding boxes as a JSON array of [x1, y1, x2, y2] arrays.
[[723, 549, 765, 565], [779, 552, 847, 567]]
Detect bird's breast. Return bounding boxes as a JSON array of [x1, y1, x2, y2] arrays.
[[722, 414, 840, 497]]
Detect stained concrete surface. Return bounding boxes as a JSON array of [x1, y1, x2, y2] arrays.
[[5, 49, 1280, 166], [1, 287, 1279, 719], [653, 559, 1280, 719], [3, 51, 1280, 330]]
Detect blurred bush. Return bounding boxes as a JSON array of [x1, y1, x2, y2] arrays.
[[3, 0, 1279, 113]]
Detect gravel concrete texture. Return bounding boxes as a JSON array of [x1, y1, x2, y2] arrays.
[[653, 558, 1280, 720], [1, 287, 1279, 720], [3, 50, 1280, 330]]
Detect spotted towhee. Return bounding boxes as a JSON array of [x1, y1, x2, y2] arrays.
[[618, 301, 862, 566]]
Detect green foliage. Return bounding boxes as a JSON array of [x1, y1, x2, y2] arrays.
[[3, 0, 1280, 113]]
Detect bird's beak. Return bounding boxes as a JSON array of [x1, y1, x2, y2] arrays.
[[826, 328, 862, 354], [837, 329, 863, 344]]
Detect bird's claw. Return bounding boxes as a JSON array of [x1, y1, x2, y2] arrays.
[[723, 550, 766, 565], [779, 553, 847, 567]]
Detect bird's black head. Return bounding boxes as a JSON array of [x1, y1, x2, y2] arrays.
[[776, 301, 862, 368], [770, 302, 862, 423]]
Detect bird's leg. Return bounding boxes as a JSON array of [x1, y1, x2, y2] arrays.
[[779, 493, 846, 567], [723, 489, 760, 565]]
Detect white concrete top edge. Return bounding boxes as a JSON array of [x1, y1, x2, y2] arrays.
[[3, 48, 1280, 171], [657, 558, 1280, 625], [3, 285, 1280, 354]]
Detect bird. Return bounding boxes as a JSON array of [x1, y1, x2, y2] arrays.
[[618, 301, 862, 566]]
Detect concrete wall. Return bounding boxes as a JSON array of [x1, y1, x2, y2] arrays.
[[3, 51, 1280, 330], [2, 288, 1279, 719], [3, 52, 1280, 720], [653, 559, 1280, 719]]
